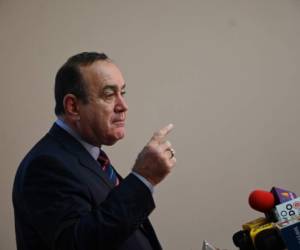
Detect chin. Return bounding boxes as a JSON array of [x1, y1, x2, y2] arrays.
[[115, 132, 125, 141], [105, 132, 125, 146], [115, 127, 125, 138], [105, 140, 118, 146]]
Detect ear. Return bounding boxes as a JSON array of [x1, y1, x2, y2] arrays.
[[63, 94, 80, 121]]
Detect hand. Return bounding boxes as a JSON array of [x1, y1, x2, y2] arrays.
[[132, 124, 176, 186]]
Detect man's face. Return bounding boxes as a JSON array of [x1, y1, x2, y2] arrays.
[[76, 60, 128, 146]]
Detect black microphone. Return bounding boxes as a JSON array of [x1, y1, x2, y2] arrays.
[[253, 226, 285, 250], [232, 230, 254, 250]]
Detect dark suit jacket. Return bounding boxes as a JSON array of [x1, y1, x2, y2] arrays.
[[13, 124, 162, 250]]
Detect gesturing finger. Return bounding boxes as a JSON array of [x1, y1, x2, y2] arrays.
[[150, 123, 174, 143]]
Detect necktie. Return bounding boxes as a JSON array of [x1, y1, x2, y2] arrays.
[[98, 150, 119, 186]]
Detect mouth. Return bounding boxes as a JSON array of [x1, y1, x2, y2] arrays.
[[113, 120, 125, 127], [113, 113, 126, 127]]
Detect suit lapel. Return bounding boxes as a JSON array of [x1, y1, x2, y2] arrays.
[[78, 152, 115, 189], [48, 123, 114, 189]]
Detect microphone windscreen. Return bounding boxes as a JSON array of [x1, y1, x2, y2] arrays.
[[248, 190, 275, 213], [232, 230, 254, 250]]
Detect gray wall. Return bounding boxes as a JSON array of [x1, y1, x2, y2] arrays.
[[1, 0, 300, 249]]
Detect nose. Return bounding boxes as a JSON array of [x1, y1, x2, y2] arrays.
[[115, 94, 128, 113]]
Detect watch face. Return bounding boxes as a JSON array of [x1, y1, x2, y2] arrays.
[[202, 240, 217, 250]]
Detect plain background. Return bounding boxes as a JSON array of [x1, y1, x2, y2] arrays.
[[1, 0, 300, 249]]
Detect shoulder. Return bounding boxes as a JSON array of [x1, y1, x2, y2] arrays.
[[13, 129, 81, 194]]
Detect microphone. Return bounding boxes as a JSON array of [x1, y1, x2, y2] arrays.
[[277, 216, 300, 250], [248, 187, 297, 214], [249, 222, 285, 250], [248, 189, 278, 221], [248, 187, 298, 221], [271, 187, 297, 204], [233, 187, 299, 250], [201, 240, 218, 250], [248, 190, 275, 213], [233, 222, 286, 250], [274, 196, 300, 221], [232, 230, 255, 250], [242, 217, 269, 231], [232, 217, 267, 250]]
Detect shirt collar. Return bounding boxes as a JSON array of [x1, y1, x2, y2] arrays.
[[55, 118, 100, 160]]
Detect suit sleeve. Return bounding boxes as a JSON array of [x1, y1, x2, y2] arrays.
[[22, 155, 155, 250]]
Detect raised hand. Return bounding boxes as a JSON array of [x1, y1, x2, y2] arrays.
[[132, 124, 176, 186]]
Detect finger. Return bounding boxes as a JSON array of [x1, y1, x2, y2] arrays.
[[151, 123, 174, 142], [168, 148, 175, 159], [171, 156, 176, 163], [168, 155, 176, 165], [160, 140, 172, 152], [164, 147, 175, 160], [170, 148, 175, 156]]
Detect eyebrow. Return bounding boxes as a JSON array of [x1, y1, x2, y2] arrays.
[[102, 84, 126, 92]]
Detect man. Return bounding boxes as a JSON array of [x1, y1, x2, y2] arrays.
[[13, 52, 176, 250]]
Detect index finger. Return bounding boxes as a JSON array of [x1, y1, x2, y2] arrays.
[[151, 123, 174, 142]]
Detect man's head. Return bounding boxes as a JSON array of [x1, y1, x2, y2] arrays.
[[55, 52, 128, 146]]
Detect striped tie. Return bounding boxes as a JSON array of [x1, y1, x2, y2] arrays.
[[98, 150, 119, 186]]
